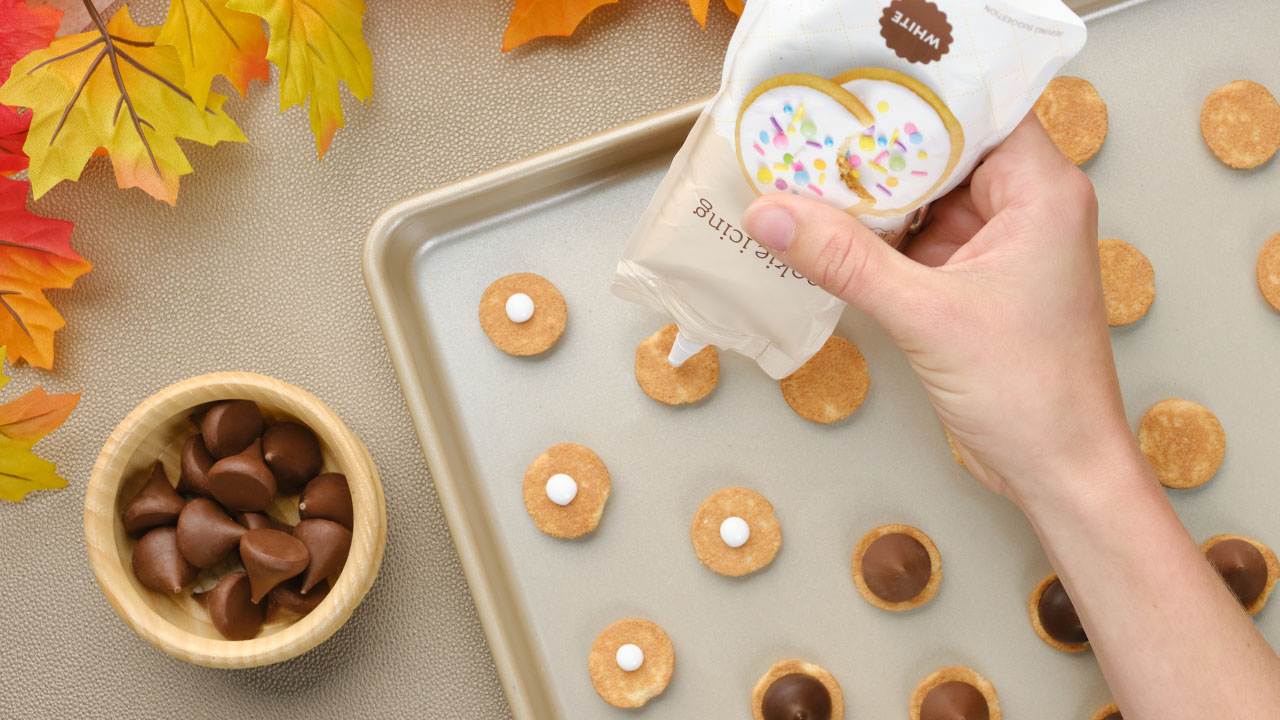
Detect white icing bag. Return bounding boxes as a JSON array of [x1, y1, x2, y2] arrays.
[[614, 0, 1087, 378]]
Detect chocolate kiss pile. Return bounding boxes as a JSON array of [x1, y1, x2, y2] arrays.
[[121, 399, 354, 641]]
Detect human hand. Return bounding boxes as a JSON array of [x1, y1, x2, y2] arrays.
[[742, 115, 1139, 510]]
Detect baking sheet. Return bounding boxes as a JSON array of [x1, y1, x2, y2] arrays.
[[363, 1, 1280, 717]]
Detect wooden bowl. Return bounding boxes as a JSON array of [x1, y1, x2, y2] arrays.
[[85, 372, 387, 668]]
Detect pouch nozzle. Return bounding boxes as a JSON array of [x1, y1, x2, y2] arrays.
[[667, 330, 707, 368]]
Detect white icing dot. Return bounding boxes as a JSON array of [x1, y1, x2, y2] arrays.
[[616, 644, 644, 672], [545, 473, 577, 506], [720, 516, 751, 548], [505, 293, 534, 323]]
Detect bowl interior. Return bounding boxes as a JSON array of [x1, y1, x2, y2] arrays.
[[111, 400, 351, 642]]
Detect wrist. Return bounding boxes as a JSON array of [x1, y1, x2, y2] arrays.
[[1008, 429, 1158, 529]]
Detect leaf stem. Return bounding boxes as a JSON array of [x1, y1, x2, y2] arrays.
[[0, 291, 32, 340], [82, 0, 161, 175]]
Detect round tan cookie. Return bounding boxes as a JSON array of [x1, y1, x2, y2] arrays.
[[634, 324, 719, 405], [1027, 573, 1089, 653], [910, 666, 1001, 720], [690, 487, 782, 577], [1033, 76, 1108, 165], [851, 524, 942, 611], [1200, 533, 1279, 616], [588, 618, 674, 709], [1258, 233, 1280, 312], [1098, 238, 1155, 326], [479, 273, 566, 356], [1200, 80, 1280, 169], [1138, 398, 1226, 489], [522, 443, 610, 538], [780, 336, 869, 423], [750, 658, 845, 720], [1090, 702, 1122, 720]]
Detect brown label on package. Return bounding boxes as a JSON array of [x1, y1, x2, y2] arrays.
[[879, 0, 953, 64]]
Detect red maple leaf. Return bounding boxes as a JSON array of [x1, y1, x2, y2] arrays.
[[0, 0, 62, 176], [0, 177, 91, 369]]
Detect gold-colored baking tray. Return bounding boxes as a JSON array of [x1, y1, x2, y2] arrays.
[[363, 1, 1280, 716]]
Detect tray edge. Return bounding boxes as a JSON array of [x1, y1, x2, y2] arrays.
[[361, 98, 704, 720]]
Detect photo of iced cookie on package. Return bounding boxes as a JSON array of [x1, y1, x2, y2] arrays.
[[735, 68, 964, 220]]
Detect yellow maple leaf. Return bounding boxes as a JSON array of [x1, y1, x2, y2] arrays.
[[156, 0, 271, 109], [226, 0, 372, 159], [0, 347, 79, 502], [0, 5, 246, 204], [723, 0, 743, 17]]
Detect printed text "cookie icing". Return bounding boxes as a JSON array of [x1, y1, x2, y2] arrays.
[[693, 197, 815, 285]]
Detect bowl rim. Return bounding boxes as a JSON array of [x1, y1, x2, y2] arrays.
[[84, 371, 387, 668]]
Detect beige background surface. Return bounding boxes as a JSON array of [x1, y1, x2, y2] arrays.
[[0, 0, 736, 716]]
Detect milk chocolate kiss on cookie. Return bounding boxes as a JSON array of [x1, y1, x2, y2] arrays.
[[762, 673, 832, 720]]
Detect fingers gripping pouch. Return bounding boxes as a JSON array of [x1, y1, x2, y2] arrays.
[[614, 0, 1086, 378]]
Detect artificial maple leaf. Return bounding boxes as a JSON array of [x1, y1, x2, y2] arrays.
[[0, 0, 61, 79], [686, 0, 709, 28], [502, 0, 618, 52], [0, 0, 62, 176], [0, 385, 78, 445], [502, 0, 724, 50], [0, 105, 29, 175], [0, 5, 247, 203], [0, 177, 91, 369], [227, 0, 372, 159], [0, 347, 78, 502], [33, 0, 119, 37], [156, 0, 270, 109]]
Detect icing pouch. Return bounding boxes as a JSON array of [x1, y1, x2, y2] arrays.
[[613, 0, 1087, 378]]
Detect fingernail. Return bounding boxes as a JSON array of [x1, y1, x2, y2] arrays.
[[743, 203, 794, 252]]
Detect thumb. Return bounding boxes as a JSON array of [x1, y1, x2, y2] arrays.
[[742, 194, 934, 330]]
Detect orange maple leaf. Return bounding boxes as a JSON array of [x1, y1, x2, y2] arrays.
[[0, 385, 78, 445], [0, 349, 78, 501], [502, 0, 618, 52], [502, 0, 727, 51], [0, 177, 92, 369], [686, 0, 709, 27]]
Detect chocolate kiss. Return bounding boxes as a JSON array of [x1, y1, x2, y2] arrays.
[[240, 528, 309, 603], [121, 462, 185, 535], [262, 422, 323, 493], [176, 498, 247, 568], [208, 439, 277, 512], [269, 576, 330, 615], [299, 473, 353, 530], [132, 526, 198, 593], [762, 673, 832, 720], [293, 518, 352, 594], [177, 435, 215, 497], [201, 399, 264, 458], [234, 511, 293, 534], [208, 572, 266, 641]]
